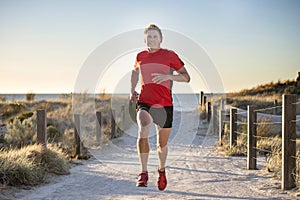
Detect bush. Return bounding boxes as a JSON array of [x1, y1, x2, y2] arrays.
[[5, 112, 37, 147], [0, 144, 69, 186], [284, 85, 297, 94], [7, 111, 34, 124], [26, 92, 35, 101], [1, 103, 25, 119], [0, 96, 6, 102], [47, 125, 62, 143], [18, 112, 34, 123]]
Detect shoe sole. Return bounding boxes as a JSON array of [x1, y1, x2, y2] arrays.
[[158, 186, 166, 190], [136, 182, 147, 187]]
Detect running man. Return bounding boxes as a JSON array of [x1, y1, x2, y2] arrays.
[[130, 24, 190, 191]]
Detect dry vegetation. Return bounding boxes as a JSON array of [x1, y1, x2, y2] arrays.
[[0, 144, 69, 186], [213, 77, 300, 190], [0, 93, 132, 189]]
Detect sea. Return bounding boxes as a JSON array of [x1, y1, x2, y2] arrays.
[[0, 93, 205, 112]]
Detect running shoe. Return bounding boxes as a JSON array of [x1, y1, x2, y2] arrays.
[[136, 172, 148, 187], [157, 169, 167, 190]]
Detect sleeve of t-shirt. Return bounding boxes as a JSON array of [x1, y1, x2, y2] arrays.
[[169, 51, 184, 71]]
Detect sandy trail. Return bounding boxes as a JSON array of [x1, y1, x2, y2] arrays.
[[12, 111, 294, 199]]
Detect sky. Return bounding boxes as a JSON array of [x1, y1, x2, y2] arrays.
[[0, 0, 299, 94]]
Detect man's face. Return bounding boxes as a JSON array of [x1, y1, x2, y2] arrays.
[[145, 29, 162, 49]]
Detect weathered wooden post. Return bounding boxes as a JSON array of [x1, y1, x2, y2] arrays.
[[213, 105, 219, 134], [206, 102, 211, 123], [96, 111, 102, 144], [219, 109, 225, 145], [274, 100, 278, 115], [111, 109, 116, 138], [74, 114, 82, 155], [199, 91, 204, 106], [282, 94, 296, 190], [37, 109, 47, 148], [121, 105, 125, 128], [230, 108, 237, 148], [247, 106, 257, 170]]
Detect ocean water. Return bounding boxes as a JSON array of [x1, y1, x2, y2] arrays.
[[0, 93, 201, 112], [173, 93, 199, 111], [0, 94, 62, 102]]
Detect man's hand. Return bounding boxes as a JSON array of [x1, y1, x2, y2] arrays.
[[130, 91, 139, 102], [152, 73, 170, 84]]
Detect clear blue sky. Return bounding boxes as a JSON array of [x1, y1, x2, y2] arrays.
[[0, 0, 299, 93]]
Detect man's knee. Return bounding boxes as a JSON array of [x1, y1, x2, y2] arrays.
[[138, 126, 150, 138], [137, 109, 153, 127], [137, 110, 152, 138], [157, 144, 168, 152], [157, 142, 168, 150]]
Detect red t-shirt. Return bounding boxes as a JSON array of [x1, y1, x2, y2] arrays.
[[134, 48, 184, 107]]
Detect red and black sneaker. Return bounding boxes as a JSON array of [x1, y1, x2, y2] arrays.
[[136, 172, 148, 187], [157, 169, 167, 190]]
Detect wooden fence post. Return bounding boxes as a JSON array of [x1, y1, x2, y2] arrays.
[[247, 106, 257, 170], [74, 114, 82, 155], [199, 91, 204, 106], [219, 109, 225, 145], [206, 102, 211, 123], [111, 109, 116, 138], [282, 94, 296, 190], [274, 100, 278, 115], [96, 111, 102, 144], [230, 108, 237, 148], [121, 105, 125, 128], [210, 105, 217, 134], [37, 109, 47, 148]]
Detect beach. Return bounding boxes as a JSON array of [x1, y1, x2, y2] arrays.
[[2, 110, 296, 200]]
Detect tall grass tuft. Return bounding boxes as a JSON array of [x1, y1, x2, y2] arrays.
[[0, 144, 69, 186], [5, 112, 37, 147]]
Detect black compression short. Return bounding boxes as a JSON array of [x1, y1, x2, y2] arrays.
[[136, 102, 173, 128]]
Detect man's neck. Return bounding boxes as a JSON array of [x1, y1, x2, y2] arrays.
[[148, 47, 161, 53]]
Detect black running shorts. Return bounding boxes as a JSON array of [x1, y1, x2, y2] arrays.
[[136, 102, 173, 128]]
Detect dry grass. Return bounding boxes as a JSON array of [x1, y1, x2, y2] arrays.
[[0, 144, 69, 186], [0, 93, 134, 189], [1, 93, 132, 151], [212, 77, 300, 190], [217, 134, 300, 190]]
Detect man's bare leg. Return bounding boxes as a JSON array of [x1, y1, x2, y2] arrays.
[[137, 110, 153, 172], [156, 126, 171, 190], [156, 126, 171, 171]]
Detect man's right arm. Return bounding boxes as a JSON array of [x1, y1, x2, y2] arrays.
[[130, 68, 139, 102]]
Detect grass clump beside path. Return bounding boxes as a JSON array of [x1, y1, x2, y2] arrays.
[[0, 144, 70, 186]]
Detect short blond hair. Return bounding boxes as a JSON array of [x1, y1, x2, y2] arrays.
[[144, 24, 162, 38]]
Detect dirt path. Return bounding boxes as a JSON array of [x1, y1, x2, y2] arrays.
[[10, 111, 297, 199]]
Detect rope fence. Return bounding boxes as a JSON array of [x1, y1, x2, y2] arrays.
[[216, 94, 300, 190], [36, 108, 120, 158], [254, 105, 282, 112]]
